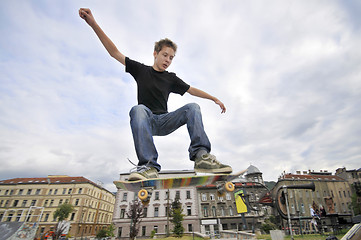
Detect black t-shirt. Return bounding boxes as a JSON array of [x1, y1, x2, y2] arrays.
[[125, 57, 190, 114]]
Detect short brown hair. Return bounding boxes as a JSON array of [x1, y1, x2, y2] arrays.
[[154, 38, 177, 53]]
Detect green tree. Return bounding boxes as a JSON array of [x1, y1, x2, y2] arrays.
[[170, 197, 184, 237], [53, 203, 74, 240], [126, 200, 144, 240], [351, 192, 361, 215]]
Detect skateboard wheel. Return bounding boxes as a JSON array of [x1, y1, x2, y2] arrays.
[[225, 182, 235, 192], [138, 189, 148, 201]]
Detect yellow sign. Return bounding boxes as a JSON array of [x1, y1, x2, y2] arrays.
[[234, 190, 248, 213]]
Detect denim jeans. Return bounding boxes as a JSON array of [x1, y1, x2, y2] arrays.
[[129, 103, 211, 171]]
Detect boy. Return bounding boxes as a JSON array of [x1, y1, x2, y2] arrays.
[[79, 8, 232, 180]]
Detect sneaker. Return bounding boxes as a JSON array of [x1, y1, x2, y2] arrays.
[[128, 166, 159, 181], [194, 153, 232, 173]]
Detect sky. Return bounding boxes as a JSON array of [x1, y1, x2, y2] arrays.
[[1, 0, 360, 192]]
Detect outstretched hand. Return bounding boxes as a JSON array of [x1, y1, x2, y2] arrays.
[[215, 99, 226, 113], [79, 8, 96, 26]]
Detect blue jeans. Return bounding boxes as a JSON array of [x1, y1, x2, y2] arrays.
[[129, 103, 211, 171]]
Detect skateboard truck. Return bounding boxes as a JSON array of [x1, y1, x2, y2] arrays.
[[216, 181, 235, 195], [138, 187, 153, 204]]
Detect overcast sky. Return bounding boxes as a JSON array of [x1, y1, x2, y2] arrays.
[[1, 0, 360, 192]]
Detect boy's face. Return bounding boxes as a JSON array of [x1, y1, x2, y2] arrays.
[[153, 46, 175, 72]]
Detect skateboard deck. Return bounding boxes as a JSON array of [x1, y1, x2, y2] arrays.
[[114, 169, 247, 192]]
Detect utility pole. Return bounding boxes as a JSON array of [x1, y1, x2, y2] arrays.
[[166, 189, 170, 237]]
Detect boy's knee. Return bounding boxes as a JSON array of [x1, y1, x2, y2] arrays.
[[186, 103, 201, 113], [129, 105, 150, 119]]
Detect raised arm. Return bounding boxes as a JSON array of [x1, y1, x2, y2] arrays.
[[187, 86, 226, 113], [79, 8, 126, 66]]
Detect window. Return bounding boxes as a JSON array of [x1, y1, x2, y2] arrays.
[[68, 189, 72, 194], [220, 206, 225, 216], [201, 193, 207, 201], [78, 188, 83, 194], [187, 206, 192, 216], [44, 200, 48, 207], [175, 191, 180, 199], [122, 193, 128, 202], [16, 213, 21, 222], [226, 193, 231, 200], [154, 207, 159, 217], [188, 224, 193, 232], [203, 206, 208, 217], [49, 200, 54, 207], [120, 209, 125, 218], [165, 191, 169, 200], [30, 200, 36, 206], [229, 207, 234, 216], [75, 199, 79, 206], [212, 206, 217, 217], [7, 213, 13, 222], [143, 207, 148, 217], [27, 189, 32, 195], [62, 188, 66, 194], [10, 190, 14, 195], [154, 226, 158, 233], [59, 199, 63, 205], [118, 227, 122, 238], [186, 190, 191, 199], [70, 212, 75, 221], [44, 213, 49, 222], [22, 200, 27, 207], [142, 226, 146, 236], [54, 189, 58, 195], [35, 189, 41, 195], [5, 190, 9, 195], [210, 194, 215, 201], [154, 192, 159, 200], [48, 189, 53, 195], [18, 189, 24, 195], [13, 200, 19, 207]]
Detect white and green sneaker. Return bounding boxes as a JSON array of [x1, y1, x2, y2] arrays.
[[128, 166, 159, 181], [194, 153, 232, 173]]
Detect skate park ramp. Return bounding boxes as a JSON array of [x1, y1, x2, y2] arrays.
[[0, 222, 39, 240], [0, 222, 23, 240]]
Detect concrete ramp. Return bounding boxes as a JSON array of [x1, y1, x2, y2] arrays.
[[0, 222, 24, 240], [0, 222, 39, 240]]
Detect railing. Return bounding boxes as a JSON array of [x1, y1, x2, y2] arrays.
[[220, 230, 256, 239]]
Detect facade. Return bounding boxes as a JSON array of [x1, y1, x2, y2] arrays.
[[0, 175, 115, 238], [336, 167, 361, 215], [197, 165, 271, 237], [113, 166, 270, 239], [273, 170, 353, 234], [113, 170, 200, 239]]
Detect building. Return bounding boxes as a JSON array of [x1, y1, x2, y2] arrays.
[[113, 165, 270, 239], [113, 170, 200, 239], [197, 165, 271, 237], [273, 170, 353, 234], [336, 167, 361, 215], [0, 175, 115, 238]]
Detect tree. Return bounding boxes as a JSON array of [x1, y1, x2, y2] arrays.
[[126, 199, 144, 240], [53, 203, 74, 240], [170, 197, 184, 237], [96, 225, 115, 239], [351, 192, 361, 215]]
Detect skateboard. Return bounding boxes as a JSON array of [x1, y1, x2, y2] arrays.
[[114, 169, 247, 204]]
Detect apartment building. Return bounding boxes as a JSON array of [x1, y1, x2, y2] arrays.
[[0, 175, 115, 238], [113, 170, 200, 239], [197, 165, 271, 237], [113, 165, 270, 239], [336, 167, 361, 213], [273, 170, 353, 233]]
